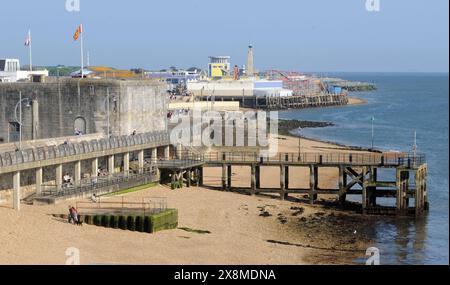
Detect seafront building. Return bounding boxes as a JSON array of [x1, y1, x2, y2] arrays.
[[0, 59, 48, 83]]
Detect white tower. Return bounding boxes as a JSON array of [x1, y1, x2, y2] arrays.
[[247, 45, 254, 77]]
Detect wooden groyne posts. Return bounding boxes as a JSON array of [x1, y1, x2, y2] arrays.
[[260, 93, 349, 110], [194, 152, 428, 216]]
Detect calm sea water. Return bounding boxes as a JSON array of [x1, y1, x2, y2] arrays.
[[279, 73, 449, 265]]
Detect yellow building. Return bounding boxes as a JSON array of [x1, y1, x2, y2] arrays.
[[208, 56, 231, 79]]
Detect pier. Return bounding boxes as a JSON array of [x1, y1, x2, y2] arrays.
[[200, 93, 349, 110], [0, 131, 428, 216], [196, 151, 428, 216]]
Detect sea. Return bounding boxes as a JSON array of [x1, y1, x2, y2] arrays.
[[279, 72, 449, 265]]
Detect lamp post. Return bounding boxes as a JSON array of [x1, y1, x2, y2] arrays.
[[14, 92, 32, 151]]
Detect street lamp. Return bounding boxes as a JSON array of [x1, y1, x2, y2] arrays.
[[14, 91, 32, 151]]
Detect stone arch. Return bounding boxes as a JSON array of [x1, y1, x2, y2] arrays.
[[74, 117, 87, 134]]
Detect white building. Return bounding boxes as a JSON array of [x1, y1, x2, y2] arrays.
[[0, 59, 48, 82], [187, 79, 293, 98]]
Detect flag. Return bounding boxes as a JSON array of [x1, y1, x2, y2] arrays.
[[24, 31, 31, 46], [73, 25, 82, 41]]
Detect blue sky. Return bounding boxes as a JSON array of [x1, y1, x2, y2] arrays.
[[0, 0, 448, 72]]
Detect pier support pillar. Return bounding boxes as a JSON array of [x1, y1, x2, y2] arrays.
[[251, 165, 256, 195], [179, 171, 184, 189], [74, 160, 81, 185], [176, 143, 183, 159], [368, 167, 378, 207], [55, 164, 63, 191], [309, 165, 317, 204], [186, 170, 191, 188], [221, 165, 227, 191], [164, 146, 170, 160], [199, 167, 204, 187], [227, 165, 232, 191], [151, 148, 157, 164], [362, 167, 368, 215], [13, 171, 21, 211], [108, 155, 115, 175], [138, 150, 144, 174], [255, 166, 261, 190], [396, 170, 410, 215], [415, 165, 428, 215], [280, 165, 286, 200], [91, 158, 98, 178], [338, 166, 347, 206], [123, 152, 130, 176], [35, 167, 43, 197]]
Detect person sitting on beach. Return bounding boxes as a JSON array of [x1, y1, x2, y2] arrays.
[[68, 206, 79, 224]]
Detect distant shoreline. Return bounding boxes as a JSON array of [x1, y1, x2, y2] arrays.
[[347, 96, 367, 106]]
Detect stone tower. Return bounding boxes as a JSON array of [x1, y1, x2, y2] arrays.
[[247, 45, 254, 77]]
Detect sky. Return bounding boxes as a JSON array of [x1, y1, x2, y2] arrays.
[[0, 0, 448, 72]]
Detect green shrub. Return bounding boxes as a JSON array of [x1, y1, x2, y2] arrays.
[[102, 216, 111, 228], [135, 216, 145, 232], [127, 216, 136, 231], [110, 216, 119, 228], [93, 215, 102, 226], [149, 209, 179, 233], [119, 216, 127, 230], [144, 216, 152, 233]]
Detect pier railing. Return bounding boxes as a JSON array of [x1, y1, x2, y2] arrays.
[[0, 131, 170, 167], [172, 151, 425, 167], [40, 167, 158, 198]]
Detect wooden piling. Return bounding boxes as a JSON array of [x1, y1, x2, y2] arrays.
[[280, 165, 286, 200], [227, 165, 232, 191], [251, 165, 256, 195]]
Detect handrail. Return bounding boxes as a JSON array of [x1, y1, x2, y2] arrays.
[[40, 167, 158, 198], [165, 151, 426, 167], [0, 131, 170, 167]]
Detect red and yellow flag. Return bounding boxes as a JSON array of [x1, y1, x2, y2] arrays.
[[73, 25, 82, 41]]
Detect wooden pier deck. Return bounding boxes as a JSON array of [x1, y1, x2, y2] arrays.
[[174, 151, 428, 216]]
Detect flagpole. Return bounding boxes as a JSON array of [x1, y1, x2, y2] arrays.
[[28, 30, 32, 72], [371, 116, 375, 150], [80, 24, 84, 78]]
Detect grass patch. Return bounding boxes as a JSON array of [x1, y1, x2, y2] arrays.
[[178, 227, 211, 235], [103, 182, 158, 197]]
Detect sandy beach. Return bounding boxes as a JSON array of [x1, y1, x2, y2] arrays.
[[348, 96, 367, 106], [0, 135, 373, 265]]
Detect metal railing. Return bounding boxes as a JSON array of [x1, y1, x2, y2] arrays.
[[76, 197, 167, 216], [169, 151, 426, 167], [40, 167, 158, 198], [0, 131, 170, 167]]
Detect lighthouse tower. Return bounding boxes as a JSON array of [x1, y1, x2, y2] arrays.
[[247, 44, 254, 77]]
